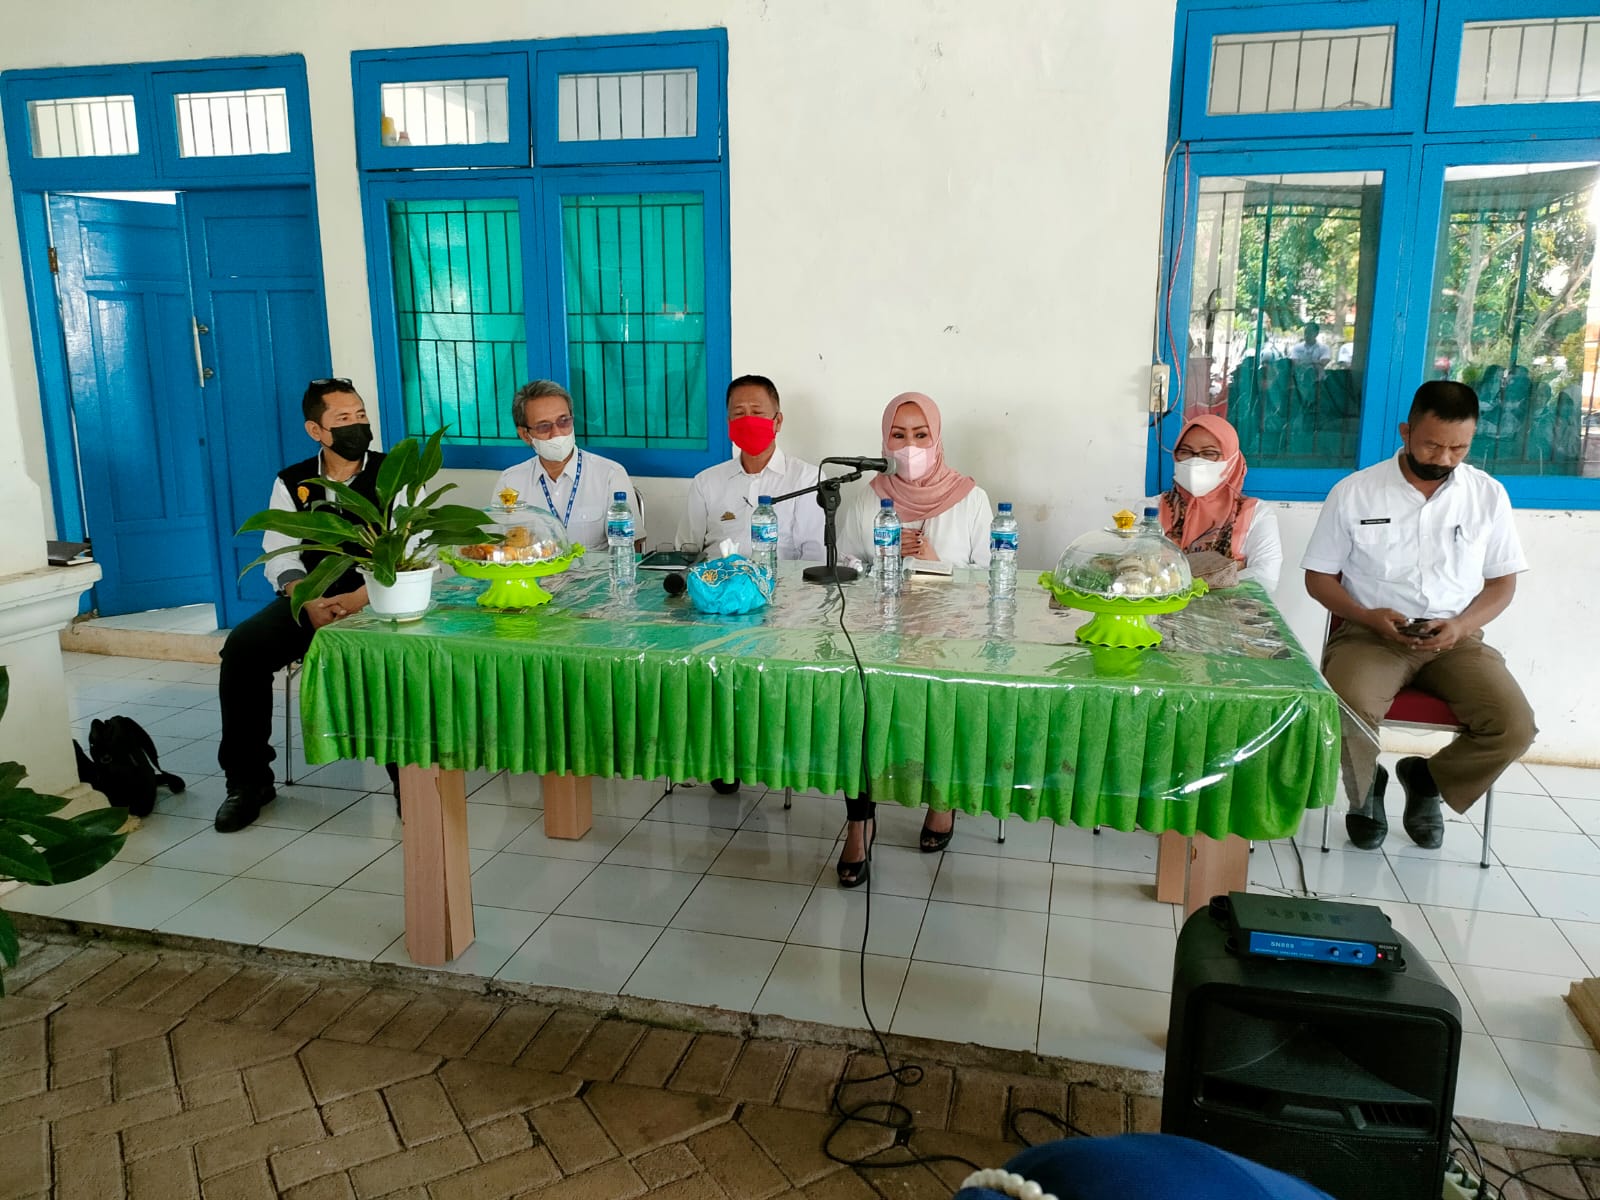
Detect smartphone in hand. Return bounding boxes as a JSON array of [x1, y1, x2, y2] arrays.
[[1399, 618, 1433, 638]]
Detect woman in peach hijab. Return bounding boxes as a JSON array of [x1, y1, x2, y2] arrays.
[[1159, 414, 1281, 591], [836, 392, 993, 887]]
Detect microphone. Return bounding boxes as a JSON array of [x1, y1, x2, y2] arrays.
[[663, 571, 687, 596], [822, 456, 898, 476]]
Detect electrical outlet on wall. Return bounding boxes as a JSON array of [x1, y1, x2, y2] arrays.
[[1150, 363, 1172, 413]]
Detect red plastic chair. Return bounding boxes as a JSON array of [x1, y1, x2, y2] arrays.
[[1321, 617, 1495, 868]]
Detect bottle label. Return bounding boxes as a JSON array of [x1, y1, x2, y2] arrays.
[[873, 527, 900, 549], [752, 522, 778, 544], [607, 518, 634, 540], [990, 531, 1018, 553]]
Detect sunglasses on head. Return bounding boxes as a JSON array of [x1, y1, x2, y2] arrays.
[[309, 377, 353, 389]]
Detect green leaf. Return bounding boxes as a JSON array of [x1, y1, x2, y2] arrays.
[[1, 814, 79, 848], [69, 808, 132, 838], [375, 439, 420, 510], [310, 476, 383, 527], [0, 908, 18, 981], [238, 509, 363, 544], [0, 762, 37, 801], [0, 666, 8, 725], [418, 428, 445, 485], [41, 834, 125, 887], [0, 831, 53, 885], [288, 554, 355, 619]]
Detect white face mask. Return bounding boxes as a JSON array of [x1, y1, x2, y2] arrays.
[[532, 432, 577, 463], [892, 445, 935, 481], [1174, 455, 1233, 498]]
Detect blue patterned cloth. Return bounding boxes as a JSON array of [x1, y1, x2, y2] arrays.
[[685, 555, 773, 615]]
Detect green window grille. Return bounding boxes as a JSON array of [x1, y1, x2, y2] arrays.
[[388, 196, 527, 444], [561, 192, 707, 450]]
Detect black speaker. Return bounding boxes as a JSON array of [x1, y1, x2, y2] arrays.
[[1163, 899, 1462, 1200]]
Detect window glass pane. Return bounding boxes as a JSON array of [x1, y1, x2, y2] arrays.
[[27, 95, 139, 158], [1457, 17, 1600, 106], [557, 70, 697, 141], [1208, 27, 1393, 115], [1188, 171, 1383, 469], [387, 198, 527, 445], [379, 78, 509, 146], [1423, 162, 1600, 478], [175, 88, 290, 157], [561, 192, 706, 449]]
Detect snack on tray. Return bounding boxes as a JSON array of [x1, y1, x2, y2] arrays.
[[456, 503, 572, 564]]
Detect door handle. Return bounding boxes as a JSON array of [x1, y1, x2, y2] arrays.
[[192, 317, 210, 388]]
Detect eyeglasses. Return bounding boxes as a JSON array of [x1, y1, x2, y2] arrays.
[[1173, 447, 1225, 462], [525, 413, 575, 438], [308, 377, 353, 389]]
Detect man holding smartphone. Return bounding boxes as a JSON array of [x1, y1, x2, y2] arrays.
[[1302, 380, 1535, 851]]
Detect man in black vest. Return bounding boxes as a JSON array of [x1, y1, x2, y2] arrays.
[[214, 379, 389, 833]]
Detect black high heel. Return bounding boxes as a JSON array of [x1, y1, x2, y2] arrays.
[[920, 811, 955, 853], [836, 818, 875, 889]]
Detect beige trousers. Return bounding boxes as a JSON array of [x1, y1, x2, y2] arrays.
[[1321, 624, 1536, 814]]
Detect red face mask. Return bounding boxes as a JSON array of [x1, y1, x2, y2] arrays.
[[729, 415, 777, 456]]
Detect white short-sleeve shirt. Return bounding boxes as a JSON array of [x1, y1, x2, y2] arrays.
[[492, 450, 643, 553], [1301, 452, 1527, 619], [841, 486, 995, 568], [676, 446, 827, 561]]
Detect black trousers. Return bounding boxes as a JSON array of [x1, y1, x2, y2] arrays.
[[217, 596, 313, 790]]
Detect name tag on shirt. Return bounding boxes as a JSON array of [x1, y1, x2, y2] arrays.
[[1358, 518, 1391, 525]]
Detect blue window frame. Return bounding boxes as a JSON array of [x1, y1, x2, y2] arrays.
[[1160, 0, 1600, 509], [150, 64, 313, 179], [1, 57, 314, 191], [353, 31, 731, 478], [353, 52, 530, 171]]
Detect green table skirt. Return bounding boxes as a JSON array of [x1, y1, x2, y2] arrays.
[[301, 576, 1339, 841]]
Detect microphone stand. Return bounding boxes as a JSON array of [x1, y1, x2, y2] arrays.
[[771, 468, 864, 585]]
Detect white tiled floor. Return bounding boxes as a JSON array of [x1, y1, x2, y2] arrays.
[[16, 651, 1600, 1134]]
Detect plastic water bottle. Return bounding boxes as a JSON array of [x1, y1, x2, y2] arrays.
[[750, 495, 779, 584], [874, 499, 902, 595], [989, 502, 1018, 599], [1142, 505, 1164, 535], [606, 491, 636, 588]]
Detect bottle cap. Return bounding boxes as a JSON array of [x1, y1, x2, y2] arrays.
[[614, 492, 627, 501], [1143, 506, 1159, 518], [758, 495, 772, 505], [998, 502, 1012, 513], [880, 498, 894, 509]]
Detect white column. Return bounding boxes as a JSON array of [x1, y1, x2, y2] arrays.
[[0, 259, 100, 798]]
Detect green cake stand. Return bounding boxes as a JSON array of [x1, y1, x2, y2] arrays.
[[442, 544, 585, 609], [1038, 574, 1208, 649]]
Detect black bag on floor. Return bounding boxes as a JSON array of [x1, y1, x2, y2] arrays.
[[76, 715, 186, 818]]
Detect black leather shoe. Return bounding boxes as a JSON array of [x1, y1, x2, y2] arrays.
[[1397, 756, 1445, 849], [1346, 766, 1388, 850], [920, 813, 955, 853], [836, 819, 875, 889], [214, 784, 275, 833], [710, 778, 741, 795]]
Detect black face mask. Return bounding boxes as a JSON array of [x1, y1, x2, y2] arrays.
[[1405, 451, 1454, 482], [327, 423, 373, 461]]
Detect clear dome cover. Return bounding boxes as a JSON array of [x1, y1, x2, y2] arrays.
[[454, 499, 573, 565], [1050, 510, 1192, 599]]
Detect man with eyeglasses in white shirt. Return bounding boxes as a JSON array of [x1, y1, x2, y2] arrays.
[[1302, 380, 1535, 853], [492, 380, 645, 552]]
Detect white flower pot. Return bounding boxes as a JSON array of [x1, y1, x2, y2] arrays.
[[359, 566, 436, 622]]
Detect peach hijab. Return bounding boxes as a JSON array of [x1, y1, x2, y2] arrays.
[[869, 392, 977, 522], [1159, 414, 1258, 560]]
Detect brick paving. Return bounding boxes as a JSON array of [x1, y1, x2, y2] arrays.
[[0, 932, 1590, 1199]]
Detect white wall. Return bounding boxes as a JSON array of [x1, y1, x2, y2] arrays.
[[0, 1, 1592, 765]]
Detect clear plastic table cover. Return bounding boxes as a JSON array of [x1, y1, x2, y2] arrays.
[[300, 561, 1359, 839]]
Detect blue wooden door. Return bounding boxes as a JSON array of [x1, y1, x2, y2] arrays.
[[49, 194, 217, 615], [182, 188, 332, 629]]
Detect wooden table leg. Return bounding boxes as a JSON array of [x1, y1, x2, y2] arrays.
[[1183, 832, 1250, 919], [542, 772, 593, 840], [1155, 830, 1188, 904], [401, 765, 474, 965]]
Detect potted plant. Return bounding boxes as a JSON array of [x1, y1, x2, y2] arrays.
[[0, 666, 129, 994], [239, 429, 501, 621]]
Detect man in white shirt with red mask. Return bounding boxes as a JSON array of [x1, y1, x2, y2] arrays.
[[677, 374, 826, 562], [492, 380, 644, 551], [1302, 379, 1535, 852]]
